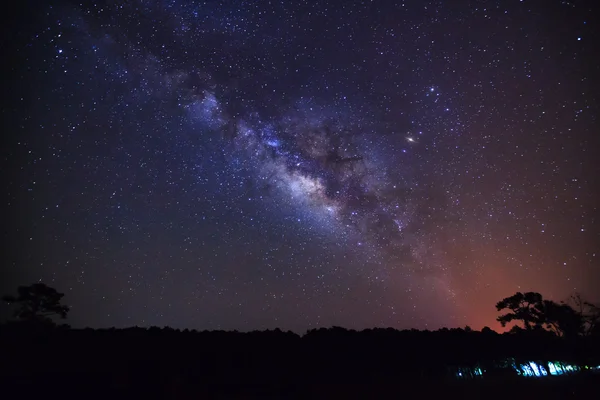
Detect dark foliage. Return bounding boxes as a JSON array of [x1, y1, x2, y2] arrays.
[[496, 292, 545, 330], [1, 286, 599, 398], [2, 283, 69, 325], [567, 293, 600, 337], [0, 323, 599, 399], [496, 291, 598, 338]]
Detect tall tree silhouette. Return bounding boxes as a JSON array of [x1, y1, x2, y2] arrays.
[[496, 292, 545, 331], [2, 283, 69, 323]]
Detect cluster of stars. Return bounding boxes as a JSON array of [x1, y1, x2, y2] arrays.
[[2, 0, 598, 332]]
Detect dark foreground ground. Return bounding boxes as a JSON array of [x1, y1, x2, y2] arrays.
[[5, 372, 600, 399], [2, 325, 600, 399]]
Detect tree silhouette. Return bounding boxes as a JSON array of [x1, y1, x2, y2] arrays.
[[566, 293, 600, 336], [496, 291, 596, 338], [542, 299, 584, 338], [2, 283, 69, 323], [496, 292, 545, 331]]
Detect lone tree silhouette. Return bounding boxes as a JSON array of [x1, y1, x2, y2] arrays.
[[2, 283, 69, 323], [496, 292, 545, 331]]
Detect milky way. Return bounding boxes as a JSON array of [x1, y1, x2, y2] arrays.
[[2, 0, 599, 332]]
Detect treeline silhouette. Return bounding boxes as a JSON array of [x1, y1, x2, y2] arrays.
[[1, 284, 599, 399]]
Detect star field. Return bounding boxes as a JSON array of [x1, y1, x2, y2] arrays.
[[2, 0, 599, 332]]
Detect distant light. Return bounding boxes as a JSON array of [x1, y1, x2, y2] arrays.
[[58, 49, 63, 53], [407, 137, 415, 143], [577, 37, 581, 41]]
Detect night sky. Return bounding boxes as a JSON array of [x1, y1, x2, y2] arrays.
[[2, 0, 599, 332]]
